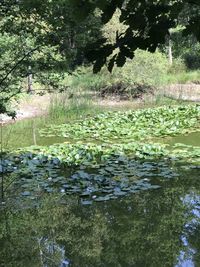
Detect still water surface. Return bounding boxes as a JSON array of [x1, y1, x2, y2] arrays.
[[0, 118, 200, 267], [2, 116, 67, 149]]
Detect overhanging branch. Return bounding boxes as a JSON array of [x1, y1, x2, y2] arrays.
[[0, 46, 39, 87]]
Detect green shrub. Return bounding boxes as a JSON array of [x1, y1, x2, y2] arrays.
[[114, 49, 169, 87], [69, 50, 169, 94], [168, 58, 187, 74], [184, 53, 200, 70], [183, 43, 200, 70], [34, 72, 67, 92]]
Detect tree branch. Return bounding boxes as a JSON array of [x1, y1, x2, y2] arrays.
[[0, 46, 39, 87]]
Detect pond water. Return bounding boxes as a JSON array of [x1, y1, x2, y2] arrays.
[[1, 118, 200, 267], [1, 166, 200, 267], [2, 116, 68, 149], [164, 131, 200, 147]]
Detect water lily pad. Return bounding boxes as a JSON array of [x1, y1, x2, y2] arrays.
[[81, 200, 93, 205], [21, 191, 31, 196], [94, 196, 111, 202]]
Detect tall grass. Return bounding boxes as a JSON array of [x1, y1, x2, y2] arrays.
[[164, 70, 200, 85], [48, 90, 104, 121]]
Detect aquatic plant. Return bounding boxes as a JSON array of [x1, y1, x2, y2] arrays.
[[40, 104, 200, 143], [1, 104, 200, 203]]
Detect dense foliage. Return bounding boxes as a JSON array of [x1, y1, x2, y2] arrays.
[[0, 0, 200, 116], [84, 0, 200, 72], [0, 0, 103, 115]]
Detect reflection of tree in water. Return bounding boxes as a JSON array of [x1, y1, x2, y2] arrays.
[[98, 184, 188, 267], [1, 174, 200, 267], [0, 197, 108, 267], [188, 225, 200, 266], [179, 193, 200, 267]]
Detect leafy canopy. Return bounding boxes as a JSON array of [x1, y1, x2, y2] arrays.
[[1, 0, 200, 74], [83, 0, 200, 72]]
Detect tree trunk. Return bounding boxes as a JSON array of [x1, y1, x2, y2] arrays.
[[168, 37, 173, 65], [27, 66, 33, 94]]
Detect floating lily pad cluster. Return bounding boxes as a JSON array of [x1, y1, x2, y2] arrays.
[[18, 141, 168, 165], [40, 105, 200, 143], [2, 141, 198, 203], [4, 153, 181, 203]]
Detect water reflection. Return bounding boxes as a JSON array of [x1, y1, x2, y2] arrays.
[[176, 194, 200, 267], [2, 117, 67, 150], [1, 169, 200, 267]]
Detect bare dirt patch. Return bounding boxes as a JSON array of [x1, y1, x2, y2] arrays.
[[0, 94, 51, 124]]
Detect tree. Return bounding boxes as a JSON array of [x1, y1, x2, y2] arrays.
[[0, 0, 103, 116], [0, 0, 103, 69]]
